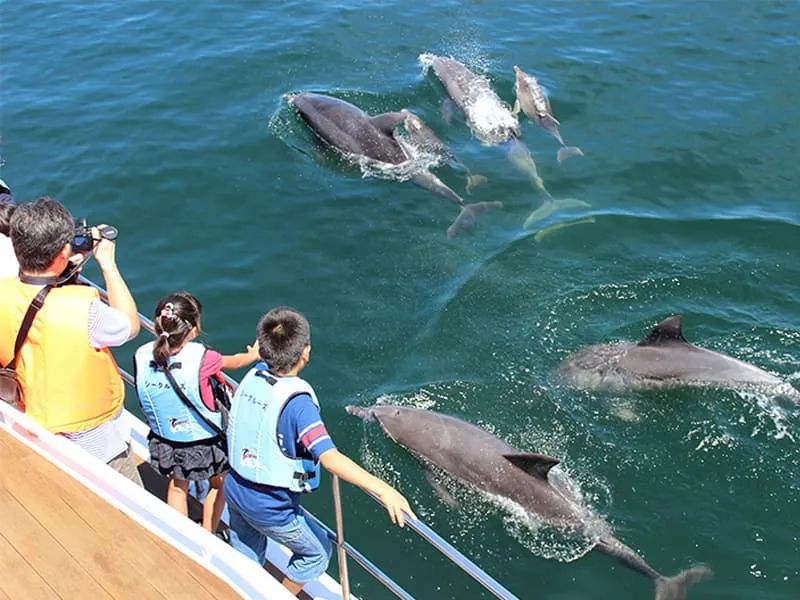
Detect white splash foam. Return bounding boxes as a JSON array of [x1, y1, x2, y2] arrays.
[[462, 89, 519, 146]]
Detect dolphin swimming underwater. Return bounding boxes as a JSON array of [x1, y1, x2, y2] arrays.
[[346, 404, 712, 599], [512, 65, 583, 164], [419, 54, 589, 229], [287, 92, 501, 237], [558, 315, 800, 401]]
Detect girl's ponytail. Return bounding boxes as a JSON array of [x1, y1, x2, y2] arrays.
[[152, 292, 202, 367]]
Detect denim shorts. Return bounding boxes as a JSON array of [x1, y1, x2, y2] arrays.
[[228, 504, 332, 584]]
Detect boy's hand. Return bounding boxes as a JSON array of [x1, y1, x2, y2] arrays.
[[378, 486, 416, 527], [246, 339, 260, 362]]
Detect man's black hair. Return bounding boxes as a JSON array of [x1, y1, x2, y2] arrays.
[[257, 307, 311, 373], [10, 197, 74, 273], [0, 199, 15, 236]]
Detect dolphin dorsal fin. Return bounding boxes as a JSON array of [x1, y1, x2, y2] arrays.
[[637, 315, 688, 346], [369, 112, 407, 136], [503, 453, 560, 479]]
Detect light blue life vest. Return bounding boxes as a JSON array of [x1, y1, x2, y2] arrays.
[[134, 341, 223, 442], [227, 366, 321, 493]]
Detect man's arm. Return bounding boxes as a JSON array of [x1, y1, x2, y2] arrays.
[[92, 231, 140, 338], [320, 449, 416, 527]]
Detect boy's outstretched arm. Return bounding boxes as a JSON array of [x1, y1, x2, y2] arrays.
[[221, 339, 260, 370], [320, 449, 416, 527]]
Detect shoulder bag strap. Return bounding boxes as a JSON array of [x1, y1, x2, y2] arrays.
[[161, 364, 225, 437], [4, 286, 52, 370]]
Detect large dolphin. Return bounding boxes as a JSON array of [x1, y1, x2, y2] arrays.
[[346, 404, 711, 599], [287, 92, 501, 237], [419, 54, 589, 228], [558, 315, 800, 401], [512, 65, 583, 164]]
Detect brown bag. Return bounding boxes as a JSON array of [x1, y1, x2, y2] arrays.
[[1, 287, 52, 409], [0, 367, 22, 409]]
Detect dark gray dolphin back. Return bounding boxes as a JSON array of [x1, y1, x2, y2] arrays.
[[290, 92, 408, 164]]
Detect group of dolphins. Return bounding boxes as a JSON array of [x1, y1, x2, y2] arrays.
[[346, 317, 798, 599], [286, 53, 585, 238], [282, 54, 799, 599]]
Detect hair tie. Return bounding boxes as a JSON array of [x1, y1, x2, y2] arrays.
[[160, 302, 175, 319], [160, 331, 170, 338]]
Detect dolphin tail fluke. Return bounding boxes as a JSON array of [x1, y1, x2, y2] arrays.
[[466, 174, 488, 193], [655, 567, 713, 600], [523, 197, 591, 229], [447, 201, 504, 238], [557, 146, 584, 164]]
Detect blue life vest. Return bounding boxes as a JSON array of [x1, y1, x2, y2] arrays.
[[227, 366, 321, 493], [134, 341, 223, 442]]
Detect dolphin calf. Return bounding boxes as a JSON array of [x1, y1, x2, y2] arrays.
[[558, 315, 800, 401], [400, 109, 487, 193], [287, 92, 501, 237], [420, 54, 589, 229], [512, 65, 583, 164], [347, 404, 711, 599]]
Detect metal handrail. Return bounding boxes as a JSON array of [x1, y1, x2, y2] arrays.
[[331, 474, 352, 600], [91, 277, 518, 600]]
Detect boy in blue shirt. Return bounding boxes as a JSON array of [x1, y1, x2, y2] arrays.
[[225, 306, 415, 596]]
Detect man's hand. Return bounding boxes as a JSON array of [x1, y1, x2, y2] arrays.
[[91, 224, 140, 338], [92, 225, 117, 273]]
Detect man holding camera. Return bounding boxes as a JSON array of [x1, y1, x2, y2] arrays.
[[0, 197, 142, 484]]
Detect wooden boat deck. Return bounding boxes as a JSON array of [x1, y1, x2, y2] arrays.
[[0, 429, 238, 599]]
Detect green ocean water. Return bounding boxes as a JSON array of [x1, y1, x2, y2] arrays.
[[2, 2, 798, 598]]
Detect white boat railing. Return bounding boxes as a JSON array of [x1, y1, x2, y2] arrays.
[[82, 276, 518, 600]]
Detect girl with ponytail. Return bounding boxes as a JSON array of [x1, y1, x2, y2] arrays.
[[134, 291, 259, 533]]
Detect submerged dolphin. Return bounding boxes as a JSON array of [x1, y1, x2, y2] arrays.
[[420, 54, 588, 228], [512, 65, 583, 164], [559, 315, 800, 401], [287, 92, 501, 237], [347, 404, 711, 599]]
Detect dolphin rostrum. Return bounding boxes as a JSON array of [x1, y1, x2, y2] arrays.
[[512, 65, 583, 164], [287, 92, 501, 237], [558, 315, 800, 401], [420, 54, 589, 229], [347, 404, 712, 599]]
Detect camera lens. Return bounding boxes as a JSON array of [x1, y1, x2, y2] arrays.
[[99, 225, 118, 241]]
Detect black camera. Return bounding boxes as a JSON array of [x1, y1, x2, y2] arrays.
[[72, 217, 119, 252]]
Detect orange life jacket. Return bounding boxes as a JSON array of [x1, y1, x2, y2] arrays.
[[0, 277, 124, 433]]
